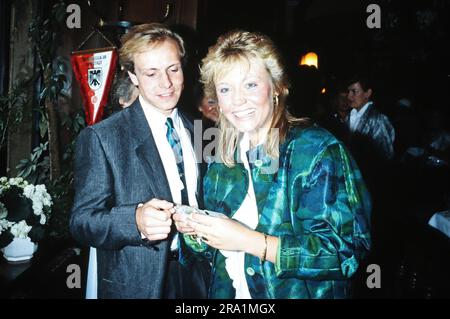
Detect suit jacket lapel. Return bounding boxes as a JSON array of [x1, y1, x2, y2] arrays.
[[127, 100, 173, 202], [355, 103, 373, 133]]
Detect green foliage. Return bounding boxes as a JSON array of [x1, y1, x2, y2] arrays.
[[9, 0, 86, 240], [16, 142, 50, 185], [0, 79, 33, 151]]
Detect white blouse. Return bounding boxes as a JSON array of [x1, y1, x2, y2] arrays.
[[219, 134, 259, 299]]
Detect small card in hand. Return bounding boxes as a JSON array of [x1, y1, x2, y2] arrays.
[[174, 204, 224, 218], [174, 204, 224, 245]]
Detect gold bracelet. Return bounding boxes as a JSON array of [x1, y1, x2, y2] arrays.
[[260, 233, 268, 263]]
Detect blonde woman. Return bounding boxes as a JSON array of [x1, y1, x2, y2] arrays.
[[174, 30, 372, 299]]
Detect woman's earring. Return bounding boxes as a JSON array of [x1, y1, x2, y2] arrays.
[[273, 95, 279, 107]]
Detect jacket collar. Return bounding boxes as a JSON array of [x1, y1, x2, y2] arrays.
[[125, 100, 201, 204], [126, 99, 173, 201]]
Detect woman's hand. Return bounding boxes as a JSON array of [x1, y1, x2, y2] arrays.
[[186, 213, 253, 252], [172, 212, 196, 235]]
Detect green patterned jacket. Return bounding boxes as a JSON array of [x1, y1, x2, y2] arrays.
[[185, 125, 371, 298]]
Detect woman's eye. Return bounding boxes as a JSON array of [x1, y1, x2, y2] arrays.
[[170, 68, 179, 73], [218, 87, 229, 94], [146, 73, 155, 77], [246, 82, 257, 89]]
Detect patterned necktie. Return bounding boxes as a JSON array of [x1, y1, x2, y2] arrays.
[[165, 117, 189, 205]]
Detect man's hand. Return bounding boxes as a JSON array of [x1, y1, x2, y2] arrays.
[[136, 199, 174, 241]]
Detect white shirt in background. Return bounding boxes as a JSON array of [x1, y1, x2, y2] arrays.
[[349, 101, 372, 132]]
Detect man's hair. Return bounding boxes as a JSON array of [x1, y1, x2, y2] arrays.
[[345, 73, 373, 92], [200, 30, 308, 166], [119, 23, 186, 73]]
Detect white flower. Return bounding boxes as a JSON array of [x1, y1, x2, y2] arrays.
[[0, 177, 52, 241], [9, 220, 32, 239], [33, 201, 43, 216], [42, 196, 52, 207], [0, 219, 12, 233], [9, 177, 23, 186], [23, 184, 52, 216], [35, 184, 47, 193], [40, 214, 46, 225], [0, 202, 7, 219], [23, 184, 35, 199]]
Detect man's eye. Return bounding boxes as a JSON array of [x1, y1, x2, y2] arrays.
[[146, 73, 155, 77], [246, 82, 257, 89]]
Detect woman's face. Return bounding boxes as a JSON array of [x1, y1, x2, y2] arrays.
[[215, 58, 274, 144], [198, 96, 219, 123]]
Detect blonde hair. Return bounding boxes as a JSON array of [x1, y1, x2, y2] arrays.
[[119, 23, 185, 73], [200, 30, 306, 166]]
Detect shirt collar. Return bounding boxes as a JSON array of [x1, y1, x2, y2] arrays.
[[139, 95, 179, 129], [352, 101, 372, 116]]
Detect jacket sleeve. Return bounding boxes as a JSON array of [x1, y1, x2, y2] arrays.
[[70, 127, 144, 250], [372, 114, 395, 160], [274, 142, 372, 280]]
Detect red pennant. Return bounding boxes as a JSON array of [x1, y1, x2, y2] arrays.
[[71, 48, 118, 125]]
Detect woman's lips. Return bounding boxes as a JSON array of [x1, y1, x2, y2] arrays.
[[233, 108, 255, 119]]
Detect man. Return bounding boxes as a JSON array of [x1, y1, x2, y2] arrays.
[[345, 75, 395, 277], [319, 83, 351, 145], [346, 75, 395, 163], [70, 23, 209, 299]]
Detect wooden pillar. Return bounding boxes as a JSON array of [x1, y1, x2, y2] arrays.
[[6, 0, 36, 177]]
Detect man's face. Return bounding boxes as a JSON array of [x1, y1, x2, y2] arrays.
[[347, 82, 372, 110], [336, 91, 350, 113], [128, 39, 184, 115]]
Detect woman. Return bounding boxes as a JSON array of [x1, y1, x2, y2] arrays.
[[174, 30, 371, 299], [196, 85, 220, 125]]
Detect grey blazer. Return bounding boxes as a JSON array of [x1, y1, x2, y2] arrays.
[[350, 103, 395, 161], [70, 99, 200, 298]]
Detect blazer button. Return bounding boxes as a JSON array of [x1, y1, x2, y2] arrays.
[[205, 251, 212, 259], [254, 159, 263, 167], [246, 267, 255, 276]]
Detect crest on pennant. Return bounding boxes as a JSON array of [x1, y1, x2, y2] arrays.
[[88, 68, 102, 90], [71, 28, 118, 125]]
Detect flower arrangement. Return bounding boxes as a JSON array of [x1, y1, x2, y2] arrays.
[[0, 177, 52, 248]]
